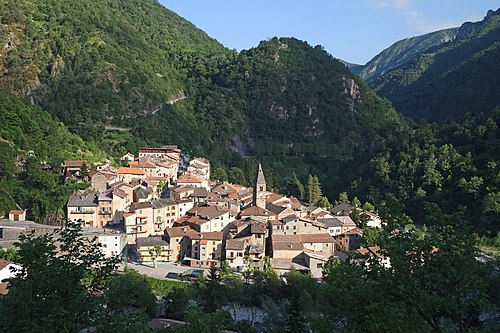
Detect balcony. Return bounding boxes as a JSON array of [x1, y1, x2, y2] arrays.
[[135, 218, 148, 225], [70, 209, 95, 214], [127, 228, 147, 235], [99, 209, 112, 215]]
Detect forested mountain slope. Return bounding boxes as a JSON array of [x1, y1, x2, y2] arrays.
[[0, 93, 106, 222], [368, 9, 500, 122], [0, 0, 230, 135], [0, 0, 405, 184]]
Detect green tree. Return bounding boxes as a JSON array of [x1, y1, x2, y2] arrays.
[[306, 175, 322, 205], [317, 196, 331, 208], [211, 166, 228, 181], [0, 221, 118, 333], [105, 269, 157, 317], [338, 191, 350, 204], [203, 266, 224, 312], [361, 227, 383, 247], [286, 172, 305, 200], [149, 245, 162, 269]]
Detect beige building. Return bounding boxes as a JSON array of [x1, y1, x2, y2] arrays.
[[165, 226, 200, 262], [67, 195, 99, 228], [188, 231, 224, 268], [136, 236, 171, 262], [187, 157, 210, 180], [177, 173, 209, 190], [175, 205, 232, 233], [117, 167, 147, 183]]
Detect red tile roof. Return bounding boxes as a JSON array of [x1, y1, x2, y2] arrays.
[[177, 174, 203, 184], [299, 233, 334, 243], [118, 167, 146, 175]]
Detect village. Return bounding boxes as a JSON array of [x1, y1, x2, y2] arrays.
[[66, 145, 386, 279], [1, 145, 384, 283]]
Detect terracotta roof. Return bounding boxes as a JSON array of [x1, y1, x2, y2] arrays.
[[272, 234, 300, 242], [266, 193, 286, 204], [289, 196, 302, 210], [137, 160, 157, 168], [0, 282, 9, 295], [9, 210, 24, 215], [166, 226, 199, 239], [63, 160, 88, 168], [123, 213, 135, 218], [272, 241, 303, 251], [201, 231, 224, 241], [0, 260, 9, 271], [131, 202, 153, 210], [118, 167, 146, 175], [299, 233, 334, 243], [343, 228, 363, 236], [226, 238, 246, 251], [186, 205, 229, 220], [177, 174, 203, 184], [250, 221, 267, 234], [240, 205, 269, 217], [172, 185, 194, 193]]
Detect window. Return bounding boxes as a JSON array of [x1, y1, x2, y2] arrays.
[[230, 252, 234, 257], [237, 252, 243, 257], [317, 263, 323, 269], [293, 226, 297, 230], [304, 223, 307, 227]]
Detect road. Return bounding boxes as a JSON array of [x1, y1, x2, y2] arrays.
[[119, 261, 201, 280]]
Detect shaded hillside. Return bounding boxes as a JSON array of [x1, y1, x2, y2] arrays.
[[369, 9, 500, 122], [0, 93, 106, 222]]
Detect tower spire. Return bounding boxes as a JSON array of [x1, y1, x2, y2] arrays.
[[253, 162, 267, 209]]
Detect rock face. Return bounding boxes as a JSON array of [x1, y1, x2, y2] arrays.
[[358, 28, 458, 82]]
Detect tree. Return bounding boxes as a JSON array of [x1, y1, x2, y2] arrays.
[[211, 166, 228, 181], [338, 191, 349, 204], [306, 175, 322, 205], [0, 221, 118, 333], [321, 204, 494, 332], [203, 266, 224, 312], [317, 196, 331, 208], [149, 245, 162, 269], [286, 172, 304, 200], [361, 227, 383, 247], [105, 269, 157, 316]]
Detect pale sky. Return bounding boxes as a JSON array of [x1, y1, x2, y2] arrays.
[[160, 0, 498, 64]]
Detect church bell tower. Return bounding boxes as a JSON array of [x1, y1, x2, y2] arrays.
[[253, 163, 267, 209]]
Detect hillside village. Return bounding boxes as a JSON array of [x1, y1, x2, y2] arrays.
[[56, 146, 382, 279]]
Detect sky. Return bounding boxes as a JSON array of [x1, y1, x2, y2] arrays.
[[159, 0, 498, 64]]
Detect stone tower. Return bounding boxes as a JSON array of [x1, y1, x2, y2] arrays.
[[253, 162, 267, 209]]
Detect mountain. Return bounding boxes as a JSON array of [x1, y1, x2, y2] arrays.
[[0, 93, 106, 222], [0, 0, 230, 132], [366, 9, 500, 122], [358, 28, 459, 82], [0, 0, 405, 189]]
